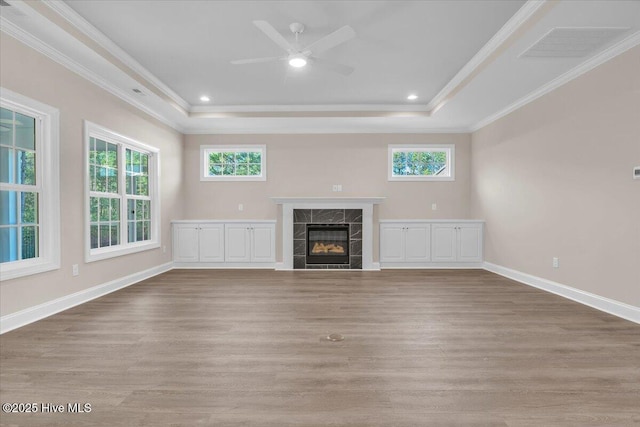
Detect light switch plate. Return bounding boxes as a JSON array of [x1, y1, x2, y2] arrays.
[[634, 166, 640, 180]]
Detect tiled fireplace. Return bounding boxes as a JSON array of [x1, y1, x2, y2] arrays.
[[272, 197, 385, 270], [293, 208, 362, 269]]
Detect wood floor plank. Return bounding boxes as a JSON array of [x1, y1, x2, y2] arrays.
[[1, 269, 638, 426]]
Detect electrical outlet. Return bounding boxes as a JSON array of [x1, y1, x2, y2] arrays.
[[552, 257, 559, 268], [72, 264, 79, 276], [238, 203, 244, 211], [431, 203, 437, 211], [332, 185, 338, 192]]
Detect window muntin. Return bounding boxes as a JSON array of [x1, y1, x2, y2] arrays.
[[85, 122, 159, 262], [388, 144, 455, 181], [0, 91, 60, 280], [200, 145, 266, 181]]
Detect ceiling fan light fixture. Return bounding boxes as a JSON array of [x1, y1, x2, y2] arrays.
[[288, 55, 307, 68]]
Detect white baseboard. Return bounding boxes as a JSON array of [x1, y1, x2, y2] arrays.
[[484, 262, 640, 324], [0, 262, 174, 334], [380, 262, 483, 269], [173, 262, 275, 269]]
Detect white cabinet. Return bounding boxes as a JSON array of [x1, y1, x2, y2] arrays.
[[172, 221, 275, 266], [380, 223, 430, 263], [225, 223, 276, 263], [173, 223, 224, 263], [432, 223, 483, 263], [379, 220, 483, 267]]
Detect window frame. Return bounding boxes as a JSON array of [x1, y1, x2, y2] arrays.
[[0, 88, 60, 281], [388, 144, 455, 182], [200, 145, 267, 181], [84, 121, 160, 263]]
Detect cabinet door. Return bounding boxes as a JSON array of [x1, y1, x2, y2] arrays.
[[173, 224, 199, 263], [199, 223, 225, 262], [404, 224, 431, 262], [380, 224, 405, 262], [431, 224, 457, 262], [251, 224, 275, 262], [458, 225, 483, 262], [225, 224, 251, 262]]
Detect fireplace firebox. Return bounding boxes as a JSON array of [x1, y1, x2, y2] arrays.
[[306, 224, 350, 264]]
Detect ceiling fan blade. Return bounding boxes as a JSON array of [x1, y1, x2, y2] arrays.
[[253, 20, 294, 53], [305, 25, 356, 55], [231, 56, 284, 65], [310, 57, 354, 76]]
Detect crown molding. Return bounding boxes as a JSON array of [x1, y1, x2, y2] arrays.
[[183, 126, 472, 135], [425, 0, 549, 114], [470, 29, 640, 132], [190, 104, 429, 114], [42, 0, 191, 112], [0, 16, 184, 132]]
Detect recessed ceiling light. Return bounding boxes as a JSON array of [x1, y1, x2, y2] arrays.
[[288, 55, 307, 68], [407, 94, 418, 101], [200, 95, 211, 102]]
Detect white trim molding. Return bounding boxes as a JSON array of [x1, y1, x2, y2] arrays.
[[484, 262, 640, 324], [0, 88, 61, 281], [471, 29, 640, 132], [0, 262, 173, 334]]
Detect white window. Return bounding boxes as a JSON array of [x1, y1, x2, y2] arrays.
[[388, 144, 455, 181], [200, 145, 266, 181], [84, 121, 160, 262], [0, 89, 60, 281]]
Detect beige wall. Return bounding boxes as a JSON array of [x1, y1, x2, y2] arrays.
[[183, 133, 472, 260], [471, 46, 640, 307], [0, 35, 184, 316]]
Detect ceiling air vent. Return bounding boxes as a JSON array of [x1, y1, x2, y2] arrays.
[[520, 27, 629, 58]]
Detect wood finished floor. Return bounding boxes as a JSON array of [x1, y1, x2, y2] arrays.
[[1, 269, 639, 427]]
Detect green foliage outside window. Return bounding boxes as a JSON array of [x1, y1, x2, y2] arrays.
[[392, 151, 447, 177], [208, 150, 262, 177]]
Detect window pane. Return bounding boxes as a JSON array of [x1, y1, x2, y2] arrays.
[[90, 224, 99, 249], [136, 199, 144, 220], [89, 137, 97, 165], [136, 221, 144, 241], [20, 192, 38, 224], [141, 154, 148, 174], [236, 152, 247, 163], [107, 143, 118, 168], [236, 164, 248, 176], [16, 150, 35, 185], [0, 108, 14, 147], [143, 200, 150, 220], [126, 148, 132, 173], [96, 167, 107, 192], [222, 152, 234, 163], [110, 224, 119, 246], [208, 151, 221, 163], [0, 226, 18, 263], [127, 199, 135, 220], [248, 152, 261, 163], [143, 221, 150, 241], [0, 191, 17, 225], [209, 164, 222, 176], [133, 151, 141, 172], [128, 221, 135, 243], [110, 198, 120, 221], [223, 164, 234, 175], [107, 167, 118, 193], [392, 150, 449, 177], [20, 225, 38, 259], [0, 146, 13, 183], [89, 165, 96, 191], [99, 225, 110, 247], [135, 175, 148, 196], [95, 139, 107, 165], [14, 113, 35, 151], [249, 164, 261, 176], [90, 197, 99, 222], [99, 198, 110, 221]]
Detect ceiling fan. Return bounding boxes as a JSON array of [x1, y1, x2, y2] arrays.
[[231, 21, 356, 76]]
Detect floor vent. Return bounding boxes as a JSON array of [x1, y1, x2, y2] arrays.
[[520, 27, 629, 58]]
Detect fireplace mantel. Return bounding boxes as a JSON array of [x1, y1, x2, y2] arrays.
[[272, 197, 385, 270]]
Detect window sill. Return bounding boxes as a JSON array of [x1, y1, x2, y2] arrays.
[[388, 176, 455, 182], [200, 176, 266, 182], [86, 240, 160, 263], [0, 258, 61, 282]]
